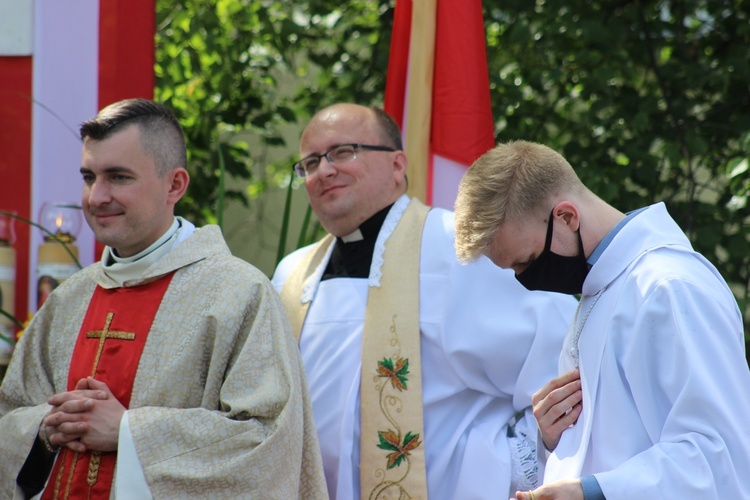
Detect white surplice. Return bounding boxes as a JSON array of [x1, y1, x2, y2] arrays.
[[544, 203, 750, 498], [273, 196, 577, 499]]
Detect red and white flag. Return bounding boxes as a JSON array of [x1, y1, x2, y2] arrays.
[[0, 0, 154, 320], [384, 0, 495, 209]]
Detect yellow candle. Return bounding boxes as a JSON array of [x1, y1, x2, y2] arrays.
[[0, 241, 15, 359], [37, 240, 79, 309]]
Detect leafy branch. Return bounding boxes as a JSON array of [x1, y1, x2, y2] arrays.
[[0, 309, 23, 346]]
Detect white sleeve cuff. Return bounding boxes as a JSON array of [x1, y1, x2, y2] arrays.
[[114, 411, 152, 499]]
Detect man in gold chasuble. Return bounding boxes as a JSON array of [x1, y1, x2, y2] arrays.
[[0, 99, 327, 499]]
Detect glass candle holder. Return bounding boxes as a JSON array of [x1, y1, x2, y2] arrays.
[[0, 211, 16, 354], [37, 203, 82, 309], [38, 202, 83, 243]]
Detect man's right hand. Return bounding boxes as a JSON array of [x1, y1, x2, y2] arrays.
[[43, 378, 112, 453], [532, 369, 582, 451]]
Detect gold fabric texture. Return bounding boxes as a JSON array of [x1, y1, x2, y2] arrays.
[[359, 199, 429, 499], [0, 225, 328, 499], [280, 234, 334, 342]]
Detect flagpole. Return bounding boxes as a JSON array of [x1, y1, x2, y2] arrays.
[[404, 0, 437, 204]]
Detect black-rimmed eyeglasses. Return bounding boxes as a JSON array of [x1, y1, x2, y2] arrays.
[[293, 143, 396, 178]]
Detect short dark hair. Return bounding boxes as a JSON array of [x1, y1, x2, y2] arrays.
[[370, 107, 403, 151], [80, 98, 187, 176]]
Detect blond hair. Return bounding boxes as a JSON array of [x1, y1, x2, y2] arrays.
[[454, 140, 584, 263]]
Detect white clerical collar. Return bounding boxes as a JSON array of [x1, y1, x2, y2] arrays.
[[102, 217, 195, 286], [341, 229, 364, 243]]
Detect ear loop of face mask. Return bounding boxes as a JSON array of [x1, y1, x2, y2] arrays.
[[515, 209, 589, 295]]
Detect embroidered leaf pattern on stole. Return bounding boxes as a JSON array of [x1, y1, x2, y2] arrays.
[[377, 430, 422, 469], [368, 334, 426, 496], [377, 357, 409, 391], [374, 357, 421, 473]]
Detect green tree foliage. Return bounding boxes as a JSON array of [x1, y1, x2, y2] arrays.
[[156, 0, 297, 223], [155, 0, 393, 226], [155, 0, 750, 347]]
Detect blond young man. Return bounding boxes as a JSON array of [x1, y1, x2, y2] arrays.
[[454, 140, 750, 499]]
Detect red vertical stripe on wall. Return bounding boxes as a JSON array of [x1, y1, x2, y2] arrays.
[[94, 0, 156, 259], [0, 57, 33, 324]]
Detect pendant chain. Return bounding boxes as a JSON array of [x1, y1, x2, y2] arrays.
[[570, 287, 607, 367]]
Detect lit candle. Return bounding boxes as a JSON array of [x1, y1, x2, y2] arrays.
[[37, 202, 82, 309]]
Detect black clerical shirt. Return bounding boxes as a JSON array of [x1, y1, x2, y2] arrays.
[[322, 204, 393, 280]]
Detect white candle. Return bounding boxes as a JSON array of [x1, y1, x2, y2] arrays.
[[36, 202, 82, 310], [0, 241, 15, 355], [37, 238, 79, 309]]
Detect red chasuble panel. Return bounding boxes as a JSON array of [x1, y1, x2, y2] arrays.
[[43, 273, 174, 500]]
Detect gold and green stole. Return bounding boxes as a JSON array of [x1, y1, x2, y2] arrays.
[[280, 198, 430, 499]]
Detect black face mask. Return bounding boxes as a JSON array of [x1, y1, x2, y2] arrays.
[[515, 211, 589, 295]]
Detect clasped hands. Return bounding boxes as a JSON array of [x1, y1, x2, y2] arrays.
[[512, 369, 584, 500], [40, 377, 125, 453]]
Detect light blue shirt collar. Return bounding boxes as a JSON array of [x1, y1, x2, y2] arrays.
[[587, 207, 648, 266]]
